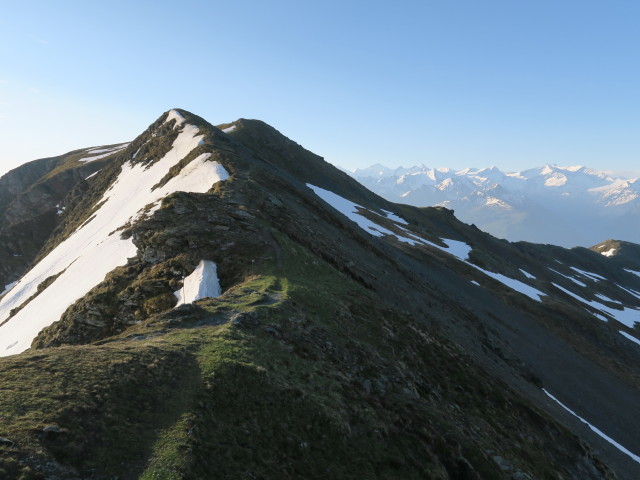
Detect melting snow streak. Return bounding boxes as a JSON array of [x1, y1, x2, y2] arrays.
[[543, 389, 640, 464], [619, 330, 640, 347]]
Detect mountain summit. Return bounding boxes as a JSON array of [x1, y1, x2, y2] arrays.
[[348, 164, 640, 247], [0, 109, 639, 479]]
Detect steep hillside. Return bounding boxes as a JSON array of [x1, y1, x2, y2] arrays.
[[0, 142, 128, 291], [0, 110, 639, 479], [348, 164, 640, 247]]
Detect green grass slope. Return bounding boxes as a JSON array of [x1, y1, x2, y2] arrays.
[[0, 231, 613, 479]]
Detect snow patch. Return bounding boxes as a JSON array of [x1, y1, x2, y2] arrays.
[[174, 260, 221, 306], [307, 184, 398, 238], [594, 293, 619, 304], [569, 267, 607, 282], [472, 265, 545, 302], [88, 143, 130, 154], [520, 269, 536, 279], [550, 268, 587, 287], [306, 184, 546, 303], [142, 153, 229, 218], [600, 248, 616, 257], [620, 330, 640, 347], [165, 109, 185, 127], [307, 185, 442, 247], [624, 268, 640, 278], [543, 388, 640, 465], [440, 238, 472, 261], [77, 145, 127, 163], [543, 173, 567, 187], [617, 284, 640, 302], [382, 209, 409, 225], [0, 122, 229, 357], [85, 170, 101, 180], [552, 283, 639, 326], [222, 125, 236, 133]]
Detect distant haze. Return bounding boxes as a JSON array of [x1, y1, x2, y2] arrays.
[[348, 163, 640, 248]]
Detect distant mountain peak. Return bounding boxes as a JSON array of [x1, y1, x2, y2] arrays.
[[348, 162, 640, 246]]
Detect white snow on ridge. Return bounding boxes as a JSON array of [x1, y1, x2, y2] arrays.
[[600, 248, 616, 257], [0, 122, 229, 357], [543, 388, 640, 464], [142, 153, 229, 218], [222, 125, 236, 133], [620, 330, 640, 347], [165, 109, 186, 127], [174, 260, 221, 306]]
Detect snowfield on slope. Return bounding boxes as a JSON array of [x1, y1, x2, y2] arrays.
[[0, 111, 229, 357]]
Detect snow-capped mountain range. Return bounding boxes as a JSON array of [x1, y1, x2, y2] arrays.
[[348, 164, 640, 247]]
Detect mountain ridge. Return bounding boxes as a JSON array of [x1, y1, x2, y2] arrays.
[[0, 109, 638, 479]]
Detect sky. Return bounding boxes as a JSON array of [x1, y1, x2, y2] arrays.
[[1, 0, 639, 177]]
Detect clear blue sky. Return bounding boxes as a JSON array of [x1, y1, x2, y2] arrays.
[[1, 1, 639, 176]]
